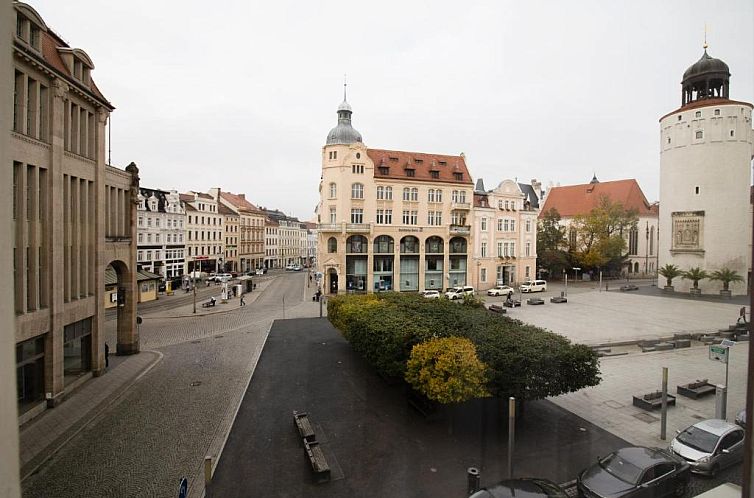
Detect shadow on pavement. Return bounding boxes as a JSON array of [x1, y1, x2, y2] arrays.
[[207, 318, 629, 498]]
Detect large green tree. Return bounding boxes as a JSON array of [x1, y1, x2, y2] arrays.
[[537, 208, 570, 278], [570, 195, 638, 272]]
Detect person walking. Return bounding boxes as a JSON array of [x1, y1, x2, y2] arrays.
[[240, 294, 246, 306], [105, 343, 110, 368]]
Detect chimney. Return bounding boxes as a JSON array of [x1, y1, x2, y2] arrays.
[[208, 187, 221, 200], [239, 194, 245, 200]]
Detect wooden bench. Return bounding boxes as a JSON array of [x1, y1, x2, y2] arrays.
[[303, 439, 331, 483], [201, 300, 216, 308], [293, 411, 330, 482], [293, 410, 316, 442], [677, 379, 716, 399], [632, 391, 676, 411], [488, 304, 507, 314]]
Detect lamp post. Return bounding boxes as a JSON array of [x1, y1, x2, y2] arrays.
[[192, 258, 197, 314], [573, 267, 581, 284]]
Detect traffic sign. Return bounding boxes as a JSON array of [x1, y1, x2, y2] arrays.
[[709, 344, 729, 364], [721, 339, 736, 347], [178, 477, 188, 498]]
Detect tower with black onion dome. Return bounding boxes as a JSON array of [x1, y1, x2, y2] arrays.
[[658, 44, 753, 295]]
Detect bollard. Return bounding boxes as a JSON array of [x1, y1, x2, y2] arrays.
[[204, 456, 213, 485], [715, 384, 728, 420], [467, 467, 480, 495]]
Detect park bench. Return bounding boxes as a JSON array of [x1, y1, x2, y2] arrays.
[[201, 300, 216, 308], [488, 304, 507, 314], [632, 391, 676, 411], [677, 379, 716, 399], [503, 299, 521, 308], [526, 298, 545, 305], [293, 411, 330, 482]]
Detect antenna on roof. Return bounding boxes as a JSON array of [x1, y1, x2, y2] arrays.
[[703, 23, 708, 50], [343, 73, 347, 101]]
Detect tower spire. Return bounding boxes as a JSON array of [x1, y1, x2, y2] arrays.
[[343, 73, 347, 102], [703, 23, 708, 50]]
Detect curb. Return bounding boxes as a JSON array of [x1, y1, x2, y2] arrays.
[[20, 350, 164, 481]]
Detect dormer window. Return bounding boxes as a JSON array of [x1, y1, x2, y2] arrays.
[[438, 161, 447, 166], [405, 169, 415, 177], [430, 171, 439, 179], [453, 172, 463, 181], [15, 8, 44, 52], [378, 166, 389, 175], [74, 61, 83, 80]]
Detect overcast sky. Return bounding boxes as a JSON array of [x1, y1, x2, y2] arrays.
[[33, 0, 753, 220]]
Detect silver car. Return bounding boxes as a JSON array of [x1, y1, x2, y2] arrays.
[[669, 419, 745, 476]]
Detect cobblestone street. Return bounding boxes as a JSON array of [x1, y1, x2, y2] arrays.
[[22, 272, 314, 498]]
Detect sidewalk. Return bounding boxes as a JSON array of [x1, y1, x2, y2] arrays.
[[145, 278, 271, 319], [19, 350, 162, 480]]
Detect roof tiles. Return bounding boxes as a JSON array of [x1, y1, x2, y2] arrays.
[[367, 149, 473, 185], [540, 179, 656, 218]]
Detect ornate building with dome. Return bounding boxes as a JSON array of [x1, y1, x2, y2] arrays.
[[658, 45, 754, 294], [316, 89, 475, 295]]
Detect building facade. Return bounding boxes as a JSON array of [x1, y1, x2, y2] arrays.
[[11, 1, 139, 422], [136, 188, 185, 279], [263, 208, 306, 268], [539, 177, 659, 278], [181, 191, 223, 274], [218, 191, 265, 272], [659, 47, 753, 294], [218, 203, 239, 272], [264, 217, 279, 269], [472, 178, 541, 290], [316, 95, 473, 294]]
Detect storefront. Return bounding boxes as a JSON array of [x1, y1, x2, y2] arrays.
[[16, 335, 46, 414]]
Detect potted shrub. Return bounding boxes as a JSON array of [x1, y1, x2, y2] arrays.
[[682, 267, 708, 296], [709, 268, 744, 299], [658, 264, 682, 292]]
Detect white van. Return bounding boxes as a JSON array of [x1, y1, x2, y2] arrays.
[[444, 286, 475, 300], [520, 280, 547, 293]]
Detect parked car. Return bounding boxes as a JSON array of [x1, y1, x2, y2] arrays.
[[487, 285, 515, 297], [420, 290, 440, 299], [213, 273, 232, 283], [293, 265, 303, 271], [285, 264, 295, 271], [520, 280, 547, 293], [444, 286, 475, 300], [735, 409, 746, 429], [255, 268, 267, 275], [669, 419, 745, 476], [470, 478, 567, 497], [577, 446, 689, 497]]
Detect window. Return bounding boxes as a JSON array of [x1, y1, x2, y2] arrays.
[[526, 219, 531, 232], [327, 237, 337, 253], [695, 111, 701, 118], [329, 183, 336, 198], [356, 153, 360, 159], [377, 186, 385, 200], [402, 210, 410, 224], [384, 209, 392, 224], [481, 268, 487, 283], [695, 186, 700, 195], [352, 164, 364, 174], [510, 220, 516, 232], [696, 130, 703, 139], [378, 166, 389, 175], [481, 218, 487, 231], [497, 242, 503, 257], [376, 209, 386, 224], [138, 217, 143, 227], [428, 189, 435, 203], [329, 207, 336, 223], [497, 219, 503, 231], [730, 130, 735, 137], [146, 251, 152, 261], [505, 200, 510, 210], [453, 172, 463, 181], [678, 115, 682, 121], [481, 242, 487, 257], [350, 209, 363, 224], [452, 190, 459, 203], [430, 171, 439, 179], [384, 187, 393, 200], [714, 109, 720, 116], [525, 241, 531, 257], [410, 188, 418, 201], [138, 233, 143, 243], [406, 169, 415, 177], [503, 219, 509, 231], [351, 183, 364, 199]]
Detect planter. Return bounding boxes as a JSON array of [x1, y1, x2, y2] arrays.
[[663, 286, 674, 293], [689, 288, 701, 296], [720, 289, 732, 299]]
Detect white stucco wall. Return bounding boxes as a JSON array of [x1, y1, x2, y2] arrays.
[[659, 102, 754, 294]]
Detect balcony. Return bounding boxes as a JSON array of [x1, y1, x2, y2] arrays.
[[318, 223, 341, 233], [449, 225, 471, 235], [346, 223, 371, 233], [451, 202, 471, 211]]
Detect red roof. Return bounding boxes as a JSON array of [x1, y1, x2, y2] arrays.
[[659, 98, 753, 121], [220, 192, 261, 213], [540, 179, 656, 218], [366, 149, 473, 185]]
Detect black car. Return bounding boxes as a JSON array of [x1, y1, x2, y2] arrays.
[[578, 447, 689, 497], [470, 478, 567, 497]]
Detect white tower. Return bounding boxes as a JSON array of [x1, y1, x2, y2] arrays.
[[659, 45, 754, 294]]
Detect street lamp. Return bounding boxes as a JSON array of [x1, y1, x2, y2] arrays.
[[573, 267, 581, 284], [192, 258, 197, 314]]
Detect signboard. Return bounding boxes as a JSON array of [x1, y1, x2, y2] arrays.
[[177, 477, 188, 498], [709, 344, 729, 364]]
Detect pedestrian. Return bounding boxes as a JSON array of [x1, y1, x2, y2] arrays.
[[105, 343, 109, 368], [240, 295, 246, 306]]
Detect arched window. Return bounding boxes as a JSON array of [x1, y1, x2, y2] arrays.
[[403, 187, 411, 201], [449, 237, 467, 254], [400, 236, 419, 254], [411, 188, 418, 201], [435, 189, 442, 202], [384, 186, 393, 200], [634, 262, 640, 273], [327, 237, 337, 253], [373, 235, 394, 253], [346, 235, 367, 253], [428, 189, 435, 202], [329, 183, 337, 198], [425, 236, 444, 254], [351, 183, 364, 199], [376, 186, 384, 199]]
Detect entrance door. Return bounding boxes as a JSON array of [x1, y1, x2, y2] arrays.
[[329, 271, 338, 294]]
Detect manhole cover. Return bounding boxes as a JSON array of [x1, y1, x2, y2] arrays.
[[190, 381, 202, 387], [632, 412, 659, 424], [191, 340, 201, 344], [604, 400, 624, 409]]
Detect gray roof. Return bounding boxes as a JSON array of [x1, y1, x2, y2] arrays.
[[518, 182, 540, 209], [326, 99, 362, 145], [474, 178, 486, 193]]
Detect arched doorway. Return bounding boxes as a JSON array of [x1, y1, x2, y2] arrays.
[[424, 236, 444, 290], [400, 236, 420, 291], [328, 268, 339, 294], [373, 235, 394, 291], [345, 235, 368, 293], [448, 237, 468, 287], [106, 260, 139, 356]]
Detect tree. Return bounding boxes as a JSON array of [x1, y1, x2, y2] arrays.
[[569, 195, 638, 273], [405, 337, 489, 404], [681, 267, 708, 289], [537, 208, 570, 277], [709, 268, 744, 291], [658, 264, 682, 287]]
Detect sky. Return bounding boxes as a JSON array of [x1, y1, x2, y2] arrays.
[[32, 0, 753, 221]]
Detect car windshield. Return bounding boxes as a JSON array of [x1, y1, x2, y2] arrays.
[[677, 426, 719, 453], [600, 453, 643, 484]]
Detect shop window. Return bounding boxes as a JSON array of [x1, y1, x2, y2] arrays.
[[63, 318, 92, 377]]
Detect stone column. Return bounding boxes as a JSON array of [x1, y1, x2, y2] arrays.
[[117, 162, 140, 355], [91, 107, 108, 374]]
